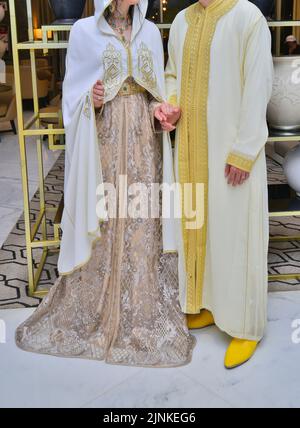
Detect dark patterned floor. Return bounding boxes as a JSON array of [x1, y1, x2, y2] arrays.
[[266, 157, 300, 291], [0, 155, 299, 309], [0, 155, 64, 308]]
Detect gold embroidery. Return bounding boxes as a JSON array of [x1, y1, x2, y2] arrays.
[[83, 94, 91, 119], [127, 45, 133, 76], [226, 152, 255, 172], [178, 0, 238, 313], [117, 79, 146, 97], [138, 42, 157, 89], [168, 94, 178, 107], [102, 43, 123, 97]]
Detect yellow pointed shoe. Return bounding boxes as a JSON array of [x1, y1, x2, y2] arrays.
[[187, 310, 215, 330], [224, 338, 259, 369]]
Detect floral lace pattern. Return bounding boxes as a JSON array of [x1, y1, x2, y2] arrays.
[[15, 84, 195, 368]]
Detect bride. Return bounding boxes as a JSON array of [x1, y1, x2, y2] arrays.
[[15, 0, 195, 367]]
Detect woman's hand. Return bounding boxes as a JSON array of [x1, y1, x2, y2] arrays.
[[93, 80, 105, 109], [154, 102, 181, 132]]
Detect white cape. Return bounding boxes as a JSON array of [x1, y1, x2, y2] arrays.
[[58, 0, 176, 275]]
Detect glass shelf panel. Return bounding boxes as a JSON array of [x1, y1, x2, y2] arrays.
[[268, 183, 300, 216]]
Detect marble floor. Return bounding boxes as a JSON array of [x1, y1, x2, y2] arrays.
[[0, 128, 300, 408], [0, 113, 61, 248], [0, 291, 300, 408]]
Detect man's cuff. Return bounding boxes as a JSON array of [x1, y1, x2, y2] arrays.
[[226, 152, 255, 173]]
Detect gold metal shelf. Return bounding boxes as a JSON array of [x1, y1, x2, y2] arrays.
[[269, 273, 300, 281], [268, 20, 300, 27], [268, 129, 300, 142], [269, 210, 300, 217], [9, 0, 66, 296], [13, 22, 300, 49], [270, 235, 300, 241], [13, 19, 300, 48], [157, 20, 300, 30], [268, 135, 300, 142], [16, 41, 69, 50]]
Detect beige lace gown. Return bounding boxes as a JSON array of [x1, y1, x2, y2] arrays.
[[15, 81, 195, 368]]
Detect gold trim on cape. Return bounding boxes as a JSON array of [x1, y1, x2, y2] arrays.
[[178, 0, 238, 313], [137, 42, 157, 89], [102, 43, 123, 98]]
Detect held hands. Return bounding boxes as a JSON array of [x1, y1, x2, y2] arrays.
[[91, 84, 248, 188], [93, 80, 105, 109], [154, 101, 250, 186], [154, 102, 181, 132], [225, 164, 250, 186], [154, 101, 249, 187]]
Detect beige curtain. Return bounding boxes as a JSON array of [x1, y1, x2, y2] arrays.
[[293, 0, 300, 41], [84, 0, 95, 17], [32, 0, 54, 28]]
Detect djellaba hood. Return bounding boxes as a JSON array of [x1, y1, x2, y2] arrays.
[[94, 0, 149, 42]]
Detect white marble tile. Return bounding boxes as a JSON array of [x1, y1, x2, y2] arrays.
[[83, 369, 232, 408], [0, 309, 140, 408], [0, 134, 60, 170], [179, 291, 300, 408], [0, 117, 61, 187], [0, 206, 23, 247], [0, 126, 61, 223], [0, 159, 39, 183], [0, 178, 39, 209], [0, 122, 62, 244]]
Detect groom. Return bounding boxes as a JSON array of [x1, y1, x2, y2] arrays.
[[156, 0, 273, 369]]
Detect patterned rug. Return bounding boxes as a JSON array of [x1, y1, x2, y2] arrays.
[[267, 157, 300, 291], [0, 155, 299, 309], [0, 154, 64, 309]]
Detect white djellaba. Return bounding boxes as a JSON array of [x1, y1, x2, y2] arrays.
[[165, 0, 274, 341]]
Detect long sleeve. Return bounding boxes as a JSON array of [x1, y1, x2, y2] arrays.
[[165, 19, 178, 107], [226, 16, 274, 172], [148, 25, 165, 133], [62, 21, 82, 129], [62, 20, 101, 129]]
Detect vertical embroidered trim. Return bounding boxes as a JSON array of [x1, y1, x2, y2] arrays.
[[127, 45, 133, 76], [83, 94, 92, 119], [168, 94, 178, 106], [178, 0, 238, 313], [102, 43, 123, 98], [137, 42, 157, 89]]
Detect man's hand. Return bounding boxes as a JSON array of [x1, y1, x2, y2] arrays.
[[225, 164, 250, 186], [154, 102, 181, 132], [93, 80, 104, 109]]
